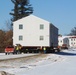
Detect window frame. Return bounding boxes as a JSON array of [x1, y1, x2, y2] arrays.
[[40, 36, 44, 40], [19, 24, 23, 29], [19, 35, 23, 41], [40, 24, 44, 30]]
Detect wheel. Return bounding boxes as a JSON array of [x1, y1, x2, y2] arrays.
[[5, 53, 7, 55], [57, 49, 60, 52]]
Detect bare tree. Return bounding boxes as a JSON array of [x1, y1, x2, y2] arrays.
[[4, 30, 13, 46], [0, 30, 5, 47], [3, 20, 13, 31]]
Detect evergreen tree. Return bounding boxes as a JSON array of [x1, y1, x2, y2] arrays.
[[68, 27, 76, 36], [10, 0, 33, 21]]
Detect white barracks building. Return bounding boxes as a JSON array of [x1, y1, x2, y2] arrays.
[[13, 15, 58, 47], [58, 36, 76, 48]]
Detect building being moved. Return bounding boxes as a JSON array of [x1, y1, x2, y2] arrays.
[[13, 15, 58, 53]]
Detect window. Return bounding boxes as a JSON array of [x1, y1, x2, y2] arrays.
[[19, 35, 23, 41], [61, 40, 62, 43], [19, 24, 23, 29], [40, 24, 44, 29], [74, 39, 75, 41], [40, 36, 44, 40], [71, 39, 73, 41], [71, 42, 73, 45]]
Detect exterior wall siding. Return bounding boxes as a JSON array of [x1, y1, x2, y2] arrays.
[[50, 24, 58, 47]]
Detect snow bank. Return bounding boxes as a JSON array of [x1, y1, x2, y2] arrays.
[[14, 50, 76, 75], [0, 53, 65, 75], [0, 53, 37, 60]]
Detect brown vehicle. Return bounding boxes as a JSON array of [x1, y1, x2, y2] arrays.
[[61, 44, 68, 49]]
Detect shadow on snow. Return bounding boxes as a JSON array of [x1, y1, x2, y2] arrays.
[[55, 51, 76, 56]]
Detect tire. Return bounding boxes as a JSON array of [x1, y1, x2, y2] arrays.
[[57, 49, 60, 52], [5, 53, 7, 55]]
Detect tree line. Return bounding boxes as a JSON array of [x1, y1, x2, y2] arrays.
[[0, 30, 13, 52]]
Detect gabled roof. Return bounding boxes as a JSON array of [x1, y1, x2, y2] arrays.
[[13, 14, 50, 23], [69, 36, 76, 38], [58, 36, 76, 39], [13, 14, 58, 29]]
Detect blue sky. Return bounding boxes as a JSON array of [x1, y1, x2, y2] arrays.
[[0, 0, 76, 35]]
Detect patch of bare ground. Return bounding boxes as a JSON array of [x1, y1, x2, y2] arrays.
[[0, 71, 14, 75]]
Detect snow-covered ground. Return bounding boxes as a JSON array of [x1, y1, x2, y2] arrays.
[[0, 49, 76, 75], [0, 53, 37, 60]]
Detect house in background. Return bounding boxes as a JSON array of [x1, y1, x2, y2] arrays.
[[58, 36, 76, 48], [13, 15, 58, 48], [58, 36, 69, 49], [69, 36, 76, 48]]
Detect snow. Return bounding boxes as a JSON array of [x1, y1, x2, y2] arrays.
[[0, 49, 76, 75], [0, 53, 37, 60]]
